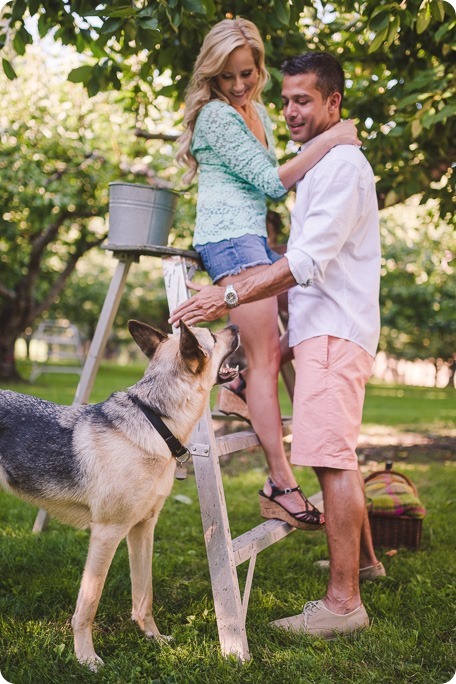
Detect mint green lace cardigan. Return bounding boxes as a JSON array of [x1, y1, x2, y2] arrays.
[[191, 100, 286, 246]]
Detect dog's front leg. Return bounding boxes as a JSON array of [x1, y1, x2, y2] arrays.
[[127, 513, 169, 641], [72, 522, 127, 671]]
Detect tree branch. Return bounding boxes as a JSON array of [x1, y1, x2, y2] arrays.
[[29, 213, 71, 260], [22, 211, 103, 325], [134, 127, 179, 142], [30, 236, 105, 322]]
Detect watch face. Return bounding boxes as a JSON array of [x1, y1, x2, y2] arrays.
[[225, 286, 238, 307]]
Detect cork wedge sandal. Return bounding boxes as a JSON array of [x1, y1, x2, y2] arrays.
[[259, 478, 325, 530]]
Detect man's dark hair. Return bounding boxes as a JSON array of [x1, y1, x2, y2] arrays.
[[281, 52, 345, 105]]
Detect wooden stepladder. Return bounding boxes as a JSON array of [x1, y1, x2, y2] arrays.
[[33, 245, 321, 661]]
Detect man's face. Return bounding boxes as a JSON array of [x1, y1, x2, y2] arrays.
[[281, 73, 341, 144]]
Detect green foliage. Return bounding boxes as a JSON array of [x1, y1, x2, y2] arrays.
[[1, 0, 455, 218], [0, 1, 454, 377], [379, 199, 456, 362], [0, 44, 196, 378], [318, 0, 455, 221], [0, 48, 125, 376]]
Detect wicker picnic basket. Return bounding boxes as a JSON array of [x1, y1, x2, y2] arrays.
[[364, 462, 426, 550]]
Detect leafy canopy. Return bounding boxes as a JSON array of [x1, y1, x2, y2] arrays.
[[1, 0, 455, 219]]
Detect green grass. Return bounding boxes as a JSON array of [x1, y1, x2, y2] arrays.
[[0, 365, 455, 683], [363, 382, 456, 431], [2, 360, 145, 405], [6, 360, 456, 433]]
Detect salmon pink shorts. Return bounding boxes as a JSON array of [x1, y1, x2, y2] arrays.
[[291, 335, 374, 471]]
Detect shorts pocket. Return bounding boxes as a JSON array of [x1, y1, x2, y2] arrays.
[[319, 335, 329, 368]]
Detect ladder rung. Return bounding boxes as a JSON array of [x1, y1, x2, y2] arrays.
[[215, 419, 292, 457], [231, 491, 324, 566], [232, 518, 294, 566]]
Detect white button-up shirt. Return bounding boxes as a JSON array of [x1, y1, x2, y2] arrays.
[[285, 144, 381, 357]]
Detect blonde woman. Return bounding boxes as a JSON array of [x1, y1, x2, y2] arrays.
[[176, 18, 359, 529]]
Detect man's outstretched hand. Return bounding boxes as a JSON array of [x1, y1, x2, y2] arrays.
[[168, 280, 228, 327], [169, 258, 294, 326]]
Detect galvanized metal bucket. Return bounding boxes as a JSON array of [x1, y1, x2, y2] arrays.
[[107, 182, 178, 248]]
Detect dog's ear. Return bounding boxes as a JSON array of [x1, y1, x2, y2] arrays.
[[179, 320, 208, 373], [128, 320, 167, 359]]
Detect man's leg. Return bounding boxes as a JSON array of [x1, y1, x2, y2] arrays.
[[357, 468, 381, 569], [269, 465, 370, 637], [315, 467, 383, 577], [269, 336, 374, 636], [315, 467, 364, 613]]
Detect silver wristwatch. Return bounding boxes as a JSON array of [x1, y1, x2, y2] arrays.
[[224, 284, 239, 309]]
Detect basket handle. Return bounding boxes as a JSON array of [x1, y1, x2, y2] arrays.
[[364, 465, 418, 496]]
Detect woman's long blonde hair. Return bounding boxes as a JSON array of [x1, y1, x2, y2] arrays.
[[176, 18, 269, 183]]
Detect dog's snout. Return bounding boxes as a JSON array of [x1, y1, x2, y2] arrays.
[[227, 324, 239, 334]]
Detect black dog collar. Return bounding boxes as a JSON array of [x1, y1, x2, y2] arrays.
[[127, 394, 190, 465]]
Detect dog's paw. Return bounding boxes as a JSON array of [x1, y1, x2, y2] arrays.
[[141, 627, 173, 643], [132, 614, 172, 642], [154, 634, 173, 645], [77, 652, 105, 672]]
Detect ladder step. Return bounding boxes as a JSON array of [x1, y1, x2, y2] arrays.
[[232, 518, 295, 566], [232, 491, 324, 566], [215, 419, 292, 457]]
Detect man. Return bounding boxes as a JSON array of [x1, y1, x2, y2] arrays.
[[169, 52, 385, 637]]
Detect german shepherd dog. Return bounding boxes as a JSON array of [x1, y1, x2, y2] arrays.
[[0, 319, 239, 670]]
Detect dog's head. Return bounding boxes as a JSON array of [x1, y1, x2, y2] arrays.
[[128, 319, 240, 388]]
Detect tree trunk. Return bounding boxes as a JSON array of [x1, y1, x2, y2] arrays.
[[0, 333, 23, 381]]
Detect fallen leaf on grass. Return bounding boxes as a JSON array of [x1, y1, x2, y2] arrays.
[[174, 494, 192, 505]]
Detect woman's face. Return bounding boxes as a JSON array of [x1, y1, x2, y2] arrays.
[[215, 44, 259, 107]]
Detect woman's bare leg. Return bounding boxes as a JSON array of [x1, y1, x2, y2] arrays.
[[219, 267, 315, 516]]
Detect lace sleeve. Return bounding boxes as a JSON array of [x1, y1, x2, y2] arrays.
[[195, 102, 286, 199]]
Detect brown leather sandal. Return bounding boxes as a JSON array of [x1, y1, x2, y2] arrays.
[[259, 478, 325, 530]]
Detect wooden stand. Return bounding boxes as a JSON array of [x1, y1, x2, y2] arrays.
[[32, 245, 321, 661]]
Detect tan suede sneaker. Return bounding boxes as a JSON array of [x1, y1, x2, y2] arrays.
[[269, 600, 369, 639], [315, 560, 386, 581]]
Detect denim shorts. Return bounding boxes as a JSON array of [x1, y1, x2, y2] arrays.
[[195, 234, 282, 283]]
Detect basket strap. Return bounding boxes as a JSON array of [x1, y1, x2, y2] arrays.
[[364, 469, 418, 496]]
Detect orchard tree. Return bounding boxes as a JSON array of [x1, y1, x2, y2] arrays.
[[0, 1, 455, 381], [0, 47, 177, 380], [46, 249, 171, 351], [379, 198, 456, 383], [1, 0, 455, 219]]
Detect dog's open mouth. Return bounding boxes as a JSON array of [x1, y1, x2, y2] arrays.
[[217, 361, 239, 384]]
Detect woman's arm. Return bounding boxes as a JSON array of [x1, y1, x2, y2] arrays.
[[195, 102, 287, 199], [278, 120, 360, 190]]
